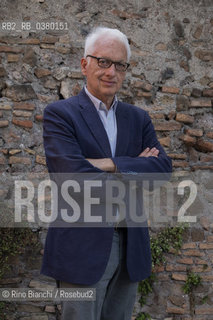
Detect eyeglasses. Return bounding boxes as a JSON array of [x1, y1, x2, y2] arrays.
[[86, 55, 130, 72]]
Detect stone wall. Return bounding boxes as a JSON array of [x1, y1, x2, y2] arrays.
[[0, 0, 212, 319]]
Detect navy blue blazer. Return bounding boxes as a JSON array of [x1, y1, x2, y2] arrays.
[[41, 88, 172, 285]]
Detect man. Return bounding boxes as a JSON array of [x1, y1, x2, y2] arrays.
[[41, 27, 172, 320]]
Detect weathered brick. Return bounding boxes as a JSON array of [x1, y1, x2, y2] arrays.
[[199, 243, 213, 250], [162, 86, 180, 94], [195, 49, 213, 61], [24, 148, 35, 155], [195, 258, 208, 265], [177, 258, 193, 265], [13, 110, 32, 117], [191, 265, 212, 272], [41, 36, 59, 44], [9, 156, 31, 165], [196, 139, 213, 152], [185, 128, 203, 137], [154, 121, 182, 131], [44, 79, 58, 89], [4, 85, 36, 101], [40, 43, 55, 50], [172, 161, 188, 168], [9, 149, 21, 155], [179, 134, 196, 145], [200, 154, 213, 162], [14, 102, 35, 111], [190, 99, 212, 107], [167, 111, 176, 120], [176, 113, 194, 124], [37, 94, 59, 103], [7, 53, 20, 62], [0, 105, 12, 110], [193, 25, 203, 39], [166, 307, 185, 314], [206, 131, 213, 139], [0, 277, 22, 284], [202, 275, 213, 281], [34, 68, 51, 78], [0, 67, 7, 77], [149, 113, 164, 119], [159, 137, 171, 147], [155, 42, 167, 51], [137, 91, 152, 98], [189, 147, 199, 162], [182, 243, 197, 249], [0, 120, 9, 127], [18, 38, 40, 45], [195, 307, 213, 315], [68, 71, 84, 79], [0, 45, 22, 53], [23, 48, 37, 66], [111, 9, 143, 19], [0, 149, 8, 154], [192, 164, 213, 170], [59, 35, 70, 43], [36, 155, 46, 165], [139, 81, 152, 92], [56, 46, 71, 54], [191, 88, 202, 98], [153, 264, 164, 272], [168, 153, 187, 160], [207, 235, 213, 242], [169, 295, 185, 307], [183, 250, 204, 257], [166, 264, 187, 272], [44, 305, 55, 313], [0, 157, 5, 164], [12, 118, 33, 128], [35, 114, 43, 122], [182, 88, 191, 97], [172, 273, 187, 281], [202, 89, 213, 97]]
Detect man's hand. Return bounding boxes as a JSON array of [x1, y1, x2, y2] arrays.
[[86, 147, 159, 172], [138, 147, 159, 158], [86, 158, 116, 172]]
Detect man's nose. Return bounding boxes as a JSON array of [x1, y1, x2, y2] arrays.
[[105, 63, 116, 75]]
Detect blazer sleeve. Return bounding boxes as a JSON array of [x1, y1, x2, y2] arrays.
[[112, 111, 172, 174], [43, 102, 103, 174]]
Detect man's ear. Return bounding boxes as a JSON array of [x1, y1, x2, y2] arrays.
[[81, 58, 87, 76]]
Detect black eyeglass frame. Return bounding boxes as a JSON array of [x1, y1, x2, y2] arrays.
[[86, 55, 130, 72]]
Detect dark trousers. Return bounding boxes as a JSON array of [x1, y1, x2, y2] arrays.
[[59, 228, 138, 320]]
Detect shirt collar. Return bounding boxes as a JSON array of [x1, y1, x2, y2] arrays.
[[84, 86, 118, 113]]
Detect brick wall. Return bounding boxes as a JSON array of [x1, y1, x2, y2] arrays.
[[0, 0, 212, 319]]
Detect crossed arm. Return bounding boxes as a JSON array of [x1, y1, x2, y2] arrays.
[[86, 147, 159, 172]]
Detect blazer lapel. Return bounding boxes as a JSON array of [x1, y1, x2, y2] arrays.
[[78, 89, 112, 157], [115, 102, 130, 156]]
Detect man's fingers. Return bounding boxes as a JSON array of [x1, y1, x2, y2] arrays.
[[139, 147, 159, 158], [139, 147, 150, 157]]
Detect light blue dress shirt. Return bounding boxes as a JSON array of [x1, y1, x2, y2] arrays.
[[84, 86, 118, 157], [84, 87, 123, 224]]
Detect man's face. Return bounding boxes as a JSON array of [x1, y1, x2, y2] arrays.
[[81, 38, 128, 106]]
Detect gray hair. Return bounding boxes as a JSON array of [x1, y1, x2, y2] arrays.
[[84, 26, 131, 62]]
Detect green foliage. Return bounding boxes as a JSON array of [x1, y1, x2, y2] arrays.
[[135, 312, 151, 320], [150, 224, 186, 267], [201, 295, 209, 304], [138, 273, 156, 306], [0, 228, 40, 279], [183, 271, 202, 294], [137, 224, 187, 319]]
